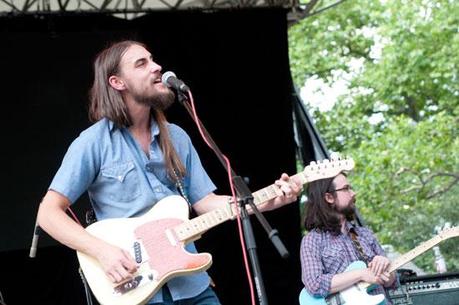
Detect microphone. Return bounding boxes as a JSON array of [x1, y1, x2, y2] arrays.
[[161, 71, 190, 93]]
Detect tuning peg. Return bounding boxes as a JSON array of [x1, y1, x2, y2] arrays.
[[330, 152, 340, 161]]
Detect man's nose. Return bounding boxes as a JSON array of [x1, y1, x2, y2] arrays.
[[150, 61, 162, 73]]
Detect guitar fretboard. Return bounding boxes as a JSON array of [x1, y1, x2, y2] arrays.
[[357, 227, 458, 291], [173, 172, 310, 242], [389, 229, 456, 272], [174, 208, 233, 242], [172, 158, 355, 243], [252, 171, 310, 205]]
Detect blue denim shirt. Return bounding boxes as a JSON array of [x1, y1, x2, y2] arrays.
[[50, 117, 216, 303]]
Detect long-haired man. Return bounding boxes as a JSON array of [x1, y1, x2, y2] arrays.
[[37, 40, 302, 304], [301, 173, 396, 303]]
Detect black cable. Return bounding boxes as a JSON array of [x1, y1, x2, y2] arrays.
[[79, 267, 94, 305]]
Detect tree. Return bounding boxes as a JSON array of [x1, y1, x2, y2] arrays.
[[290, 0, 459, 272]]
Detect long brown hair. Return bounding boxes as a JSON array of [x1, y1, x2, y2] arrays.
[[303, 175, 342, 234], [153, 110, 186, 181], [88, 40, 186, 181], [89, 40, 137, 127]]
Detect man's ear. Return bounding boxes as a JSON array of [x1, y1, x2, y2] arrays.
[[324, 192, 335, 204], [108, 75, 125, 91]]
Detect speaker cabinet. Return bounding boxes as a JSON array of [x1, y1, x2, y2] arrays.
[[388, 272, 459, 305]]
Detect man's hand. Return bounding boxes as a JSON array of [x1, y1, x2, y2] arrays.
[[368, 255, 390, 276], [95, 242, 138, 283], [360, 268, 384, 285], [368, 255, 396, 287], [376, 271, 393, 286], [262, 173, 303, 211]]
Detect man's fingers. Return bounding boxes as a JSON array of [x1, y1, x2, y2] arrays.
[[121, 249, 138, 272], [379, 273, 389, 282]]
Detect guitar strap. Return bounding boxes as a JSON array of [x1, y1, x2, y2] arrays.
[[349, 229, 370, 264], [173, 170, 193, 212], [325, 230, 371, 305]]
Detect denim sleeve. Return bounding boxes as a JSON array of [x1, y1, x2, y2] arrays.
[[300, 233, 333, 297], [49, 133, 100, 204]]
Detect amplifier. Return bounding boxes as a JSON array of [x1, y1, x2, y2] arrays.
[[388, 272, 459, 305]]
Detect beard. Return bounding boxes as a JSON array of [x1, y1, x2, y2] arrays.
[[335, 200, 356, 220], [133, 87, 176, 111]]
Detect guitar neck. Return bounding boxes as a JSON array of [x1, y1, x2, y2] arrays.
[[173, 205, 233, 243], [389, 233, 448, 272], [252, 172, 308, 205], [174, 172, 309, 243]]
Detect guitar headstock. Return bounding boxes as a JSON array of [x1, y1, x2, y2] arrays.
[[299, 155, 355, 185], [439, 226, 459, 240]]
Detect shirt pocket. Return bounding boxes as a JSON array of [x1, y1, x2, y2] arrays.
[[96, 161, 141, 202], [322, 245, 345, 273]]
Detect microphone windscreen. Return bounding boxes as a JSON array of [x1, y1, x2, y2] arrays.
[[161, 71, 177, 87]]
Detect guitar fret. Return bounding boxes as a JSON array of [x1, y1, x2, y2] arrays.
[[253, 186, 275, 205], [175, 208, 231, 242], [252, 192, 262, 205], [191, 218, 202, 232], [296, 172, 308, 185], [212, 209, 227, 223]]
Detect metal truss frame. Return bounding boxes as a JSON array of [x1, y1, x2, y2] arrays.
[[0, 0, 345, 24]]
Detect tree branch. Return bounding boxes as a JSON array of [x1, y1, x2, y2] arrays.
[[396, 168, 459, 199]]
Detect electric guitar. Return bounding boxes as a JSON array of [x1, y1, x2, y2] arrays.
[[77, 156, 355, 305], [299, 226, 459, 305]]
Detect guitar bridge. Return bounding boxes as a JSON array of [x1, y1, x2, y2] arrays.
[[113, 275, 144, 295]]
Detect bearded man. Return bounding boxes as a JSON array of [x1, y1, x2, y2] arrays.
[[37, 40, 301, 305], [300, 172, 397, 304]]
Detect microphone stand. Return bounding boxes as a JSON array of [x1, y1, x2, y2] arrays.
[[176, 92, 289, 305]]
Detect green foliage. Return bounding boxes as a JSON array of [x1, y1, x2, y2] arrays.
[[290, 0, 459, 273], [289, 0, 383, 85], [350, 114, 459, 272]]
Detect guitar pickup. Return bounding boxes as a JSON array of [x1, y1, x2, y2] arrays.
[[133, 241, 142, 263]]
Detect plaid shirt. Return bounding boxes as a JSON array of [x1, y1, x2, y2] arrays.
[[300, 221, 394, 302]]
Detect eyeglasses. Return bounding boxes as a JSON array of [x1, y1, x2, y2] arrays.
[[330, 185, 353, 193]]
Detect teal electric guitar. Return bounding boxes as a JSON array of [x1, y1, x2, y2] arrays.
[[299, 226, 459, 305]]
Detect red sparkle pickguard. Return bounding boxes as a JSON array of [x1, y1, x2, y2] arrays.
[[134, 218, 211, 279]]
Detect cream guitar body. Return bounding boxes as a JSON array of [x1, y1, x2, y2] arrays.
[[77, 195, 212, 305]]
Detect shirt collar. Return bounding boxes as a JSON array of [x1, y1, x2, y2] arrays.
[[107, 116, 160, 138], [150, 117, 160, 139], [108, 120, 116, 132], [344, 220, 359, 235]]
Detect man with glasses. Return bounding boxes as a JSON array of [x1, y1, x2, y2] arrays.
[[300, 172, 396, 304]]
